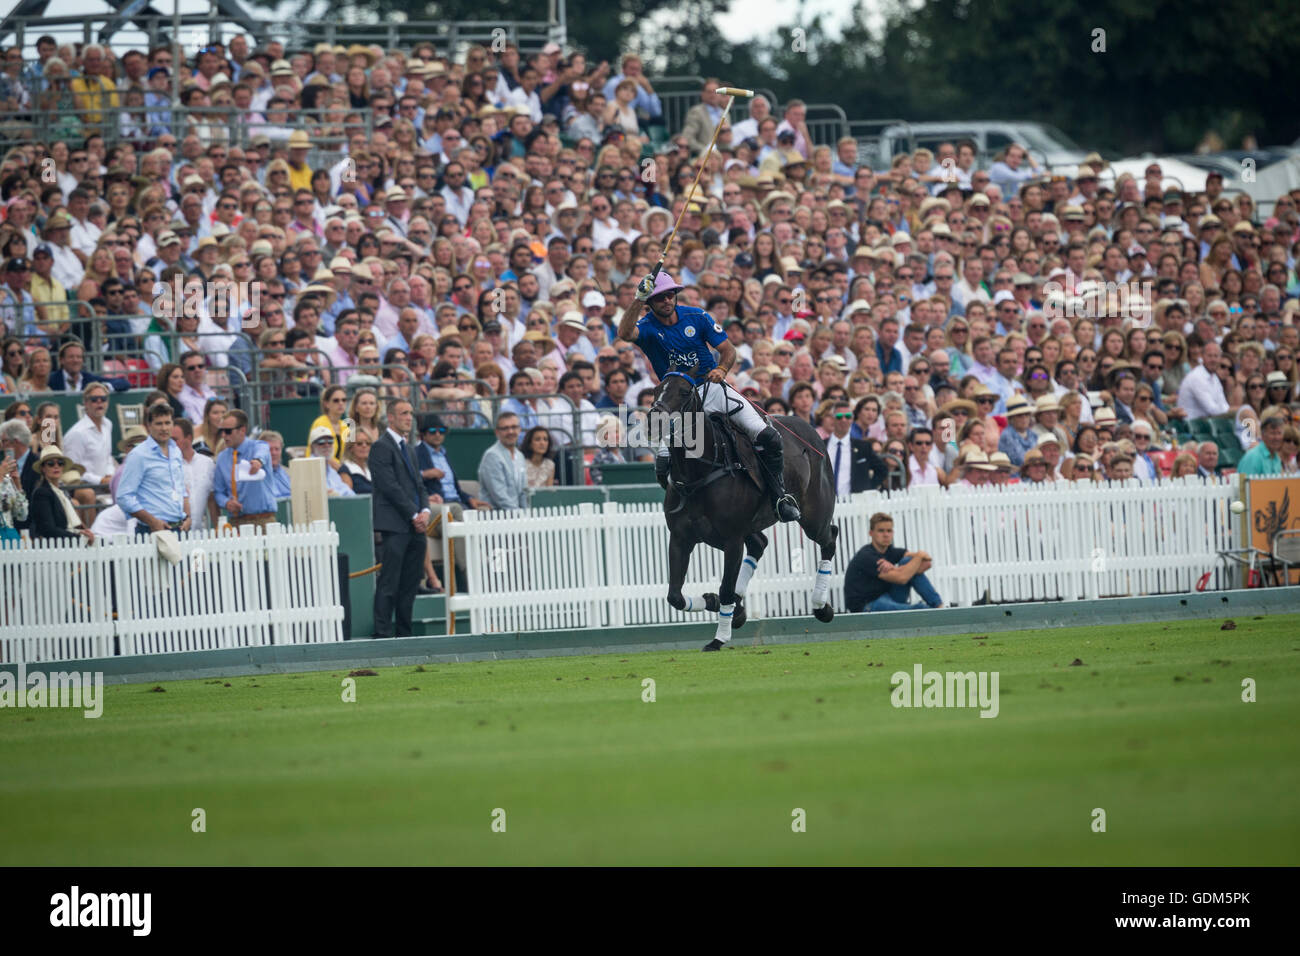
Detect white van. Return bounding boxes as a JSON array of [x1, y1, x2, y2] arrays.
[[870, 121, 1090, 172]]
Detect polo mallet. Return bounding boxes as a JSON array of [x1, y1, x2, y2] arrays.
[[648, 86, 755, 285]]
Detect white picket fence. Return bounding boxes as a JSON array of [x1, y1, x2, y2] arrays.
[[444, 478, 1240, 634], [0, 523, 344, 663]]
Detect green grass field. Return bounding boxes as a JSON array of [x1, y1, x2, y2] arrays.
[[3, 615, 1298, 865]]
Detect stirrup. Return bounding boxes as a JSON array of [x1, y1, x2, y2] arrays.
[[775, 494, 801, 522]]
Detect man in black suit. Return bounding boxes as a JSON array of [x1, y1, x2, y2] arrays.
[[369, 398, 431, 638], [824, 400, 887, 494], [48, 340, 129, 392]]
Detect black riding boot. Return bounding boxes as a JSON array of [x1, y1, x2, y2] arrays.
[[755, 426, 801, 522], [655, 453, 671, 490]]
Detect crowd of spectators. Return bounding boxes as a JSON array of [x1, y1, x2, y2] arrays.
[[1, 28, 1299, 549]]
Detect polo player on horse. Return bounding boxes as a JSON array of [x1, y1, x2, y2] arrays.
[[616, 270, 801, 523]]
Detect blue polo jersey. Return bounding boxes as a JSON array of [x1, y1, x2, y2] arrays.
[[633, 305, 726, 384]]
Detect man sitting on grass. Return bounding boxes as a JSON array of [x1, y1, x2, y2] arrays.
[[844, 511, 945, 612]]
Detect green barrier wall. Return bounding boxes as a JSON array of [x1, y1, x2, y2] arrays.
[[596, 462, 656, 485], [527, 484, 664, 507], [529, 486, 606, 507], [1, 388, 158, 437], [442, 428, 497, 481], [266, 396, 322, 448], [278, 494, 376, 638]]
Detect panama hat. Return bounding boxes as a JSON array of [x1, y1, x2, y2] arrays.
[[346, 44, 377, 65], [1005, 395, 1034, 416], [939, 399, 978, 417], [117, 425, 148, 453], [37, 445, 74, 470], [962, 449, 998, 471]]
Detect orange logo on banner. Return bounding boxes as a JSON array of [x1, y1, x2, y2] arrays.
[[1246, 477, 1300, 584]]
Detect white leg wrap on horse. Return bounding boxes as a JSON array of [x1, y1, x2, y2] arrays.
[[715, 603, 735, 643], [682, 594, 697, 612], [735, 555, 758, 598], [812, 559, 832, 607]]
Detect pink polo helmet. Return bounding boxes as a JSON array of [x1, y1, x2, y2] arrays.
[[647, 271, 684, 299]]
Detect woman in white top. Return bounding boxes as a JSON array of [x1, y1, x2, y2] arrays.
[[603, 79, 641, 137], [340, 433, 373, 494]]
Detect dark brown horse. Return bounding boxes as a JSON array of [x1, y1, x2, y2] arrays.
[[651, 368, 839, 650]]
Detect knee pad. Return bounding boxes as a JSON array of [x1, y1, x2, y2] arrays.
[[756, 425, 781, 451]]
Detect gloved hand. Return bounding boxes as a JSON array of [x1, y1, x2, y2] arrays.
[[635, 273, 656, 301]]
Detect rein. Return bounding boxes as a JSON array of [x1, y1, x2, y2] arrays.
[[654, 372, 738, 513]]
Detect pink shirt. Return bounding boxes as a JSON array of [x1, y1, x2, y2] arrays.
[[325, 343, 357, 385]]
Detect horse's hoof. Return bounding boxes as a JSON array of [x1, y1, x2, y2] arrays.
[[702, 639, 724, 652], [733, 601, 747, 630], [702, 593, 720, 612], [812, 605, 835, 623]]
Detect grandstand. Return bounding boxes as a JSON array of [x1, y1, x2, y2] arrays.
[[0, 1, 1295, 658]]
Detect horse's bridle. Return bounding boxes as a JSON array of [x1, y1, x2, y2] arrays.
[[650, 370, 700, 418]]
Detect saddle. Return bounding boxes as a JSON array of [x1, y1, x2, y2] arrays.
[[667, 411, 764, 512], [708, 413, 765, 494]]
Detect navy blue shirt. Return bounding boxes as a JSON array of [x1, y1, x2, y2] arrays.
[[844, 543, 906, 612], [876, 343, 903, 376], [633, 305, 726, 384]]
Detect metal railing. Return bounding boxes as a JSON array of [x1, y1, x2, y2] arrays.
[[847, 118, 914, 169], [270, 21, 558, 58], [0, 103, 378, 153], [649, 77, 706, 139], [1, 12, 562, 56], [803, 103, 848, 147], [1, 11, 237, 51]]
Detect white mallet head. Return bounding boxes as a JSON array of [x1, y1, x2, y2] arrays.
[[715, 87, 755, 98]]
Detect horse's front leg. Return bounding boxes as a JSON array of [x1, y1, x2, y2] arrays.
[[704, 538, 744, 651], [666, 530, 695, 612]]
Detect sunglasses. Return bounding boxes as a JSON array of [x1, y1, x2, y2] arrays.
[[218, 427, 237, 435], [425, 427, 447, 434]]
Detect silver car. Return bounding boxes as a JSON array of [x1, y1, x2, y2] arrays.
[[868, 120, 1090, 172]]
